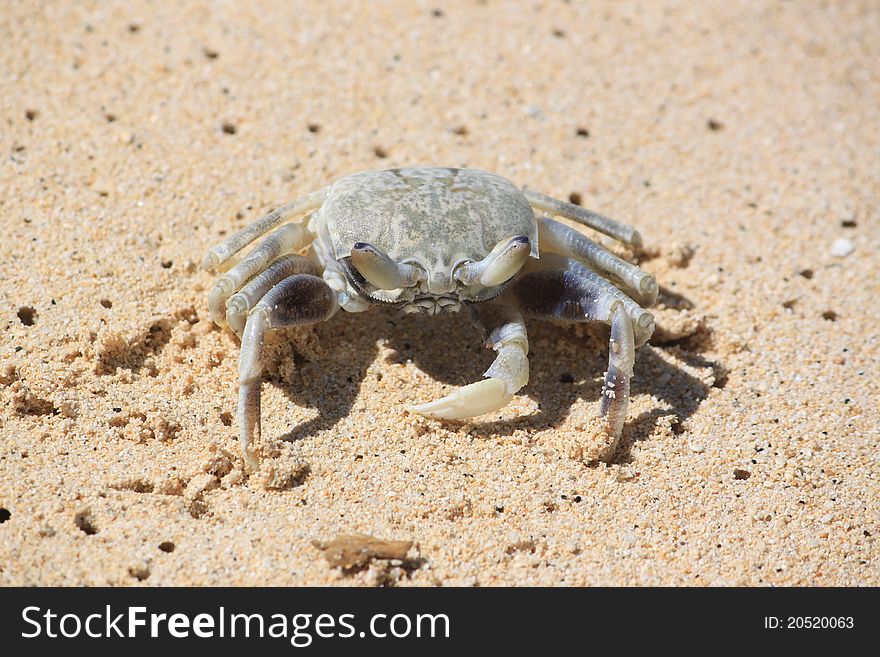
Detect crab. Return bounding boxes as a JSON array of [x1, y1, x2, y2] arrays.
[[202, 167, 657, 471]]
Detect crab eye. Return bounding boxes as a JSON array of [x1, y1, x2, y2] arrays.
[[350, 242, 421, 289], [455, 235, 530, 286]]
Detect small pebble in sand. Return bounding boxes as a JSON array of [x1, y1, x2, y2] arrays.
[[312, 534, 413, 571], [830, 238, 854, 257]]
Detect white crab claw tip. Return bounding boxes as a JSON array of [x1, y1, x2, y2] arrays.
[[410, 378, 511, 420]]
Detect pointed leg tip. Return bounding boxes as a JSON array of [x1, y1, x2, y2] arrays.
[[201, 252, 218, 271], [597, 432, 622, 464], [242, 450, 259, 475]]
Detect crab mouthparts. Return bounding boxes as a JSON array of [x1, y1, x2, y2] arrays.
[[405, 295, 461, 315]]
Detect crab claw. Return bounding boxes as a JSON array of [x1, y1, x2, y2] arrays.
[[411, 322, 529, 420], [410, 378, 512, 420]]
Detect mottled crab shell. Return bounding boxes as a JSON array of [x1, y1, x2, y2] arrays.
[[321, 167, 540, 288]]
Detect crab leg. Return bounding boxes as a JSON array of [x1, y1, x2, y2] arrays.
[[238, 274, 338, 472], [201, 188, 329, 272], [208, 222, 314, 327], [504, 268, 642, 462], [600, 303, 635, 456], [225, 254, 319, 337], [523, 187, 643, 247], [411, 305, 529, 420], [538, 216, 658, 307], [523, 254, 654, 347]]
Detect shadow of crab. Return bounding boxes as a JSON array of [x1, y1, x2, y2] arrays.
[[386, 314, 716, 459], [260, 312, 381, 444], [255, 286, 721, 462], [384, 311, 606, 431]]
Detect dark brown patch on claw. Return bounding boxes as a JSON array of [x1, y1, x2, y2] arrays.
[[262, 274, 338, 326], [507, 270, 600, 320]]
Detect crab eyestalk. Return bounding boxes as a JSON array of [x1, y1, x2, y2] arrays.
[[350, 242, 421, 290], [456, 235, 531, 287]]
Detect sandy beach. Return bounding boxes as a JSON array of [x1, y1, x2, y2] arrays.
[[1, 0, 877, 585]]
